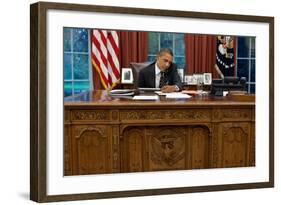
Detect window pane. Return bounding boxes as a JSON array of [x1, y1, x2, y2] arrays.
[[148, 32, 159, 55], [74, 81, 90, 94], [250, 59, 256, 82], [237, 59, 249, 81], [174, 56, 185, 69], [147, 55, 156, 62], [174, 34, 185, 56], [148, 32, 185, 74], [63, 28, 71, 52], [251, 37, 256, 58], [64, 53, 72, 80], [250, 84, 256, 94], [238, 37, 250, 58], [73, 54, 89, 80], [73, 28, 88, 52], [160, 33, 173, 50], [64, 82, 72, 97], [64, 27, 92, 96]]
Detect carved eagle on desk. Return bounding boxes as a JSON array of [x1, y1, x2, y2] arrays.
[[150, 129, 184, 166]]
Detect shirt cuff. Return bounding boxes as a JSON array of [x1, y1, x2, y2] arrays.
[[174, 85, 179, 91]]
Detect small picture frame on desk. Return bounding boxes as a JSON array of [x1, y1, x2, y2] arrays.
[[203, 73, 212, 85], [177, 69, 184, 82], [185, 75, 197, 85], [121, 68, 133, 84]]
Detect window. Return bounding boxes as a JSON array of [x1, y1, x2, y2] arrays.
[[148, 33, 256, 94], [64, 30, 256, 95], [236, 37, 256, 93], [147, 32, 186, 69], [63, 28, 92, 97]]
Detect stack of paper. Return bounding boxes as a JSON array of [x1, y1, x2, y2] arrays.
[[109, 89, 135, 96]]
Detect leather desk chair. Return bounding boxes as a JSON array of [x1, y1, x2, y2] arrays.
[[129, 61, 152, 89]]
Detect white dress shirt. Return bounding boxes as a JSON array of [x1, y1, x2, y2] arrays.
[[155, 63, 162, 88], [154, 63, 179, 91]]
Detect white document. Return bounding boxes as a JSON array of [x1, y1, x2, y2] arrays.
[[133, 95, 159, 100], [154, 91, 167, 95], [165, 93, 192, 99]]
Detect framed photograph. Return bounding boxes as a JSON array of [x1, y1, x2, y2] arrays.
[[177, 69, 184, 82], [203, 73, 212, 85], [121, 68, 133, 84], [193, 74, 204, 83], [30, 1, 274, 203], [185, 75, 197, 85]]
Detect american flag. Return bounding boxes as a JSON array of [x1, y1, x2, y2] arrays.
[[91, 30, 120, 89]]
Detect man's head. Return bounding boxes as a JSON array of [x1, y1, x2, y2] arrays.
[[156, 48, 173, 72]]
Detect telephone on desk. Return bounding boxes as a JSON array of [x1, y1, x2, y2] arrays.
[[211, 77, 247, 96]]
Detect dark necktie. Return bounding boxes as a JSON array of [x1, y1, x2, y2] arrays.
[[159, 71, 167, 88]]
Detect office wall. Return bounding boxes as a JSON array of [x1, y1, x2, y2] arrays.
[[0, 0, 279, 204]]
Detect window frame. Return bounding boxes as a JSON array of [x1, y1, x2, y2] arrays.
[[236, 36, 256, 93], [147, 32, 186, 70], [63, 28, 93, 97]]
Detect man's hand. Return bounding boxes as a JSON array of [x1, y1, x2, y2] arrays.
[[161, 85, 177, 93]]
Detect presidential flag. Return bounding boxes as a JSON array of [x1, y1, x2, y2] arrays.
[[91, 30, 120, 89], [215, 35, 235, 77]]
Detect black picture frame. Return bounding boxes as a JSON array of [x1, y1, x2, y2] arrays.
[[30, 1, 274, 202], [121, 68, 134, 84]]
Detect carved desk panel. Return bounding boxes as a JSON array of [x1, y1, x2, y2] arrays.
[[64, 91, 255, 176]]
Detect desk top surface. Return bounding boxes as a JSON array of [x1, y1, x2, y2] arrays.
[[64, 90, 255, 108]]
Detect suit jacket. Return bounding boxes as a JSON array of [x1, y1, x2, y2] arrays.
[[138, 62, 183, 89]]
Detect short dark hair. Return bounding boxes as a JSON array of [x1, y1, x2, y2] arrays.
[[157, 48, 173, 57]]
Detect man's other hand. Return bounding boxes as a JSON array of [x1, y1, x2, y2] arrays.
[[161, 85, 177, 93]]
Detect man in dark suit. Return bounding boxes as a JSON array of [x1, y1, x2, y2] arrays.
[[138, 48, 182, 92]]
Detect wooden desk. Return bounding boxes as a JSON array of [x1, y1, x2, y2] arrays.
[[64, 90, 255, 176]]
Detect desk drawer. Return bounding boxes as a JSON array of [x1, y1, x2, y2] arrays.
[[213, 108, 252, 122], [71, 110, 111, 121], [120, 109, 211, 122]]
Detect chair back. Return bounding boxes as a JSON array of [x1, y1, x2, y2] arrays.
[[130, 62, 152, 88]]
